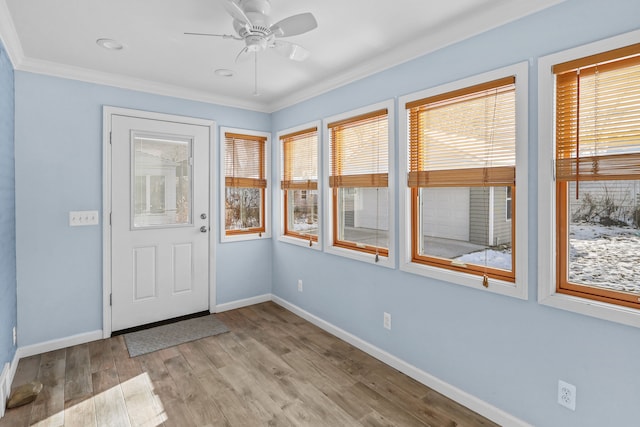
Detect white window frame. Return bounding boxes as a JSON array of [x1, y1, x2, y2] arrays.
[[399, 62, 529, 299], [219, 126, 271, 243], [322, 100, 396, 268], [276, 120, 322, 250], [538, 29, 640, 327]]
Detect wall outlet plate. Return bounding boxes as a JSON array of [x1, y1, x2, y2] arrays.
[[558, 380, 576, 411], [69, 210, 99, 226], [297, 279, 303, 292], [383, 312, 391, 330]]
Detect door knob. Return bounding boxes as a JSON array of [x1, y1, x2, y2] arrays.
[[200, 213, 207, 219], [200, 226, 208, 233]]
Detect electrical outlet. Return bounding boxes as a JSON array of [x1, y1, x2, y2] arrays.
[[298, 279, 303, 292], [383, 312, 391, 330], [558, 380, 576, 411], [12, 327, 16, 346]]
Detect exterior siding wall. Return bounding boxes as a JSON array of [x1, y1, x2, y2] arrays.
[[469, 187, 489, 245], [493, 187, 512, 246]]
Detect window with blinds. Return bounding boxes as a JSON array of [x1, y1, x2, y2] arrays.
[[280, 127, 319, 242], [553, 43, 640, 309], [328, 108, 389, 257], [224, 132, 267, 235], [407, 77, 516, 282]]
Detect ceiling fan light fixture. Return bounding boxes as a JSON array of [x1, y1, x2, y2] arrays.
[[214, 68, 234, 77], [96, 38, 123, 50]]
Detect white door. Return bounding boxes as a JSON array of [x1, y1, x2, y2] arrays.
[[110, 114, 210, 331]]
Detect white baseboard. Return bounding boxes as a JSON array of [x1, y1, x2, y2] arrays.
[[271, 295, 531, 427], [0, 351, 20, 419], [16, 330, 104, 360], [0, 362, 8, 418], [214, 294, 272, 313]]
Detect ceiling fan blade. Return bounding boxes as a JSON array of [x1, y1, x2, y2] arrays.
[[270, 13, 317, 37], [271, 40, 310, 61], [184, 32, 241, 40], [221, 0, 252, 27]]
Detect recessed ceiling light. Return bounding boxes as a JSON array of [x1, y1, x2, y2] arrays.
[[96, 38, 123, 50], [214, 69, 234, 77]]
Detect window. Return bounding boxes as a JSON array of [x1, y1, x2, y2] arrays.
[[220, 128, 270, 241], [279, 125, 319, 247], [555, 44, 640, 308], [324, 101, 395, 266], [539, 30, 640, 327], [400, 63, 528, 298]]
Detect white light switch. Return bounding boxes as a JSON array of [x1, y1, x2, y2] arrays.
[[69, 210, 99, 226]]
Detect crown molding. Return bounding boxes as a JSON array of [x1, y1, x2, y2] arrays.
[[0, 0, 23, 67], [1, 0, 565, 114], [17, 56, 271, 112], [267, 0, 567, 112]]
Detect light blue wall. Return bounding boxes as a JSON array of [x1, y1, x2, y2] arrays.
[[0, 42, 16, 368], [271, 1, 640, 426], [14, 72, 271, 346], [9, 0, 640, 425]]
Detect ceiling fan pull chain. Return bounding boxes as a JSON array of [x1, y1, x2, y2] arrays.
[[253, 51, 259, 96]]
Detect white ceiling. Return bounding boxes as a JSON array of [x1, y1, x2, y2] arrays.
[[0, 0, 564, 112]]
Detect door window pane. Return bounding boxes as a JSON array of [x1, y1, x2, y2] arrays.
[[133, 135, 192, 228]]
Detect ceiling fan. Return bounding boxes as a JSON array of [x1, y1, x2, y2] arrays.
[[186, 0, 318, 96]]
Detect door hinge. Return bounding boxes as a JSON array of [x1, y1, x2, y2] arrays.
[[109, 131, 112, 144], [110, 212, 112, 225], [109, 293, 112, 306]]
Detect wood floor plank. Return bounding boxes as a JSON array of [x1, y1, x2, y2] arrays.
[[111, 337, 142, 384], [93, 383, 131, 427], [92, 365, 119, 394], [162, 355, 227, 426], [175, 342, 216, 374], [349, 381, 429, 427], [217, 361, 294, 425], [277, 375, 361, 427], [88, 339, 115, 374], [137, 352, 181, 405], [120, 370, 165, 427], [0, 402, 32, 427], [9, 354, 41, 389], [192, 336, 233, 369], [63, 397, 97, 427], [1, 302, 499, 427], [64, 344, 93, 404], [29, 349, 66, 427]]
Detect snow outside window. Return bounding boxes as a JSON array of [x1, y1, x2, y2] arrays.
[[539, 31, 640, 327], [399, 62, 529, 299]]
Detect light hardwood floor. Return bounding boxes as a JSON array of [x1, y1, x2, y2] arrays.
[[1, 302, 499, 426]]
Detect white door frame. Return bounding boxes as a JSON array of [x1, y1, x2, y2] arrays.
[[102, 106, 217, 338]]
